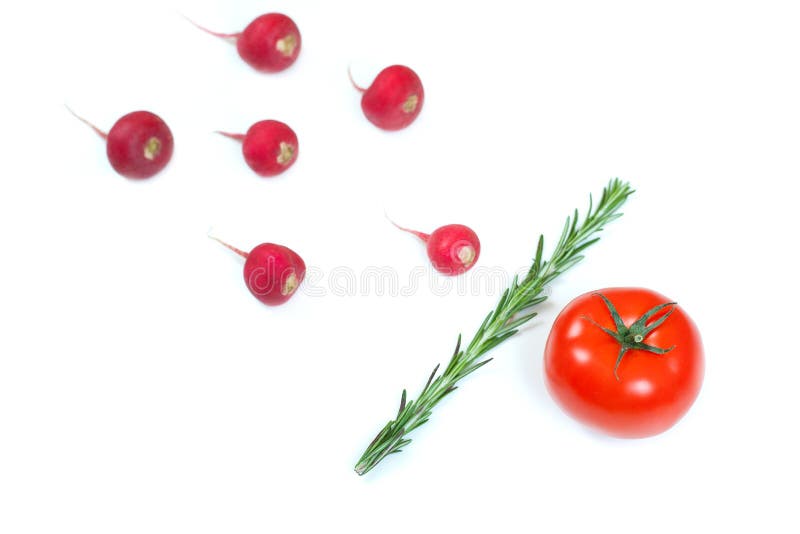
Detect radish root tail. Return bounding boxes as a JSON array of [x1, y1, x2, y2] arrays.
[[65, 105, 108, 140]]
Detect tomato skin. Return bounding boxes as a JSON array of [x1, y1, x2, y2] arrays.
[[543, 288, 704, 438]]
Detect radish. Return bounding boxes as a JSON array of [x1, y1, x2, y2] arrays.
[[188, 13, 301, 73], [350, 65, 424, 130], [211, 236, 305, 306], [390, 219, 480, 275], [68, 108, 174, 179], [216, 120, 298, 177]]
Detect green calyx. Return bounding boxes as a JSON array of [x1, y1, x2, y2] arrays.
[[583, 292, 677, 380]]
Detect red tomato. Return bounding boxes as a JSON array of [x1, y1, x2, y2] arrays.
[[543, 288, 704, 438]]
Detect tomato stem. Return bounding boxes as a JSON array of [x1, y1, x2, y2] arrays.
[[582, 293, 677, 380]]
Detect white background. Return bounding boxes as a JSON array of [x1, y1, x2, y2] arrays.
[[1, 0, 798, 532]]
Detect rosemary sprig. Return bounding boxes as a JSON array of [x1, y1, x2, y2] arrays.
[[354, 179, 634, 476]]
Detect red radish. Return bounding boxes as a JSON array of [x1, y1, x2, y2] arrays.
[[217, 120, 298, 177], [350, 65, 424, 130], [187, 13, 301, 73], [68, 108, 174, 179], [211, 236, 305, 306], [390, 219, 480, 275]]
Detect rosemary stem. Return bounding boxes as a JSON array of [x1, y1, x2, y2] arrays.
[[354, 179, 634, 476]]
